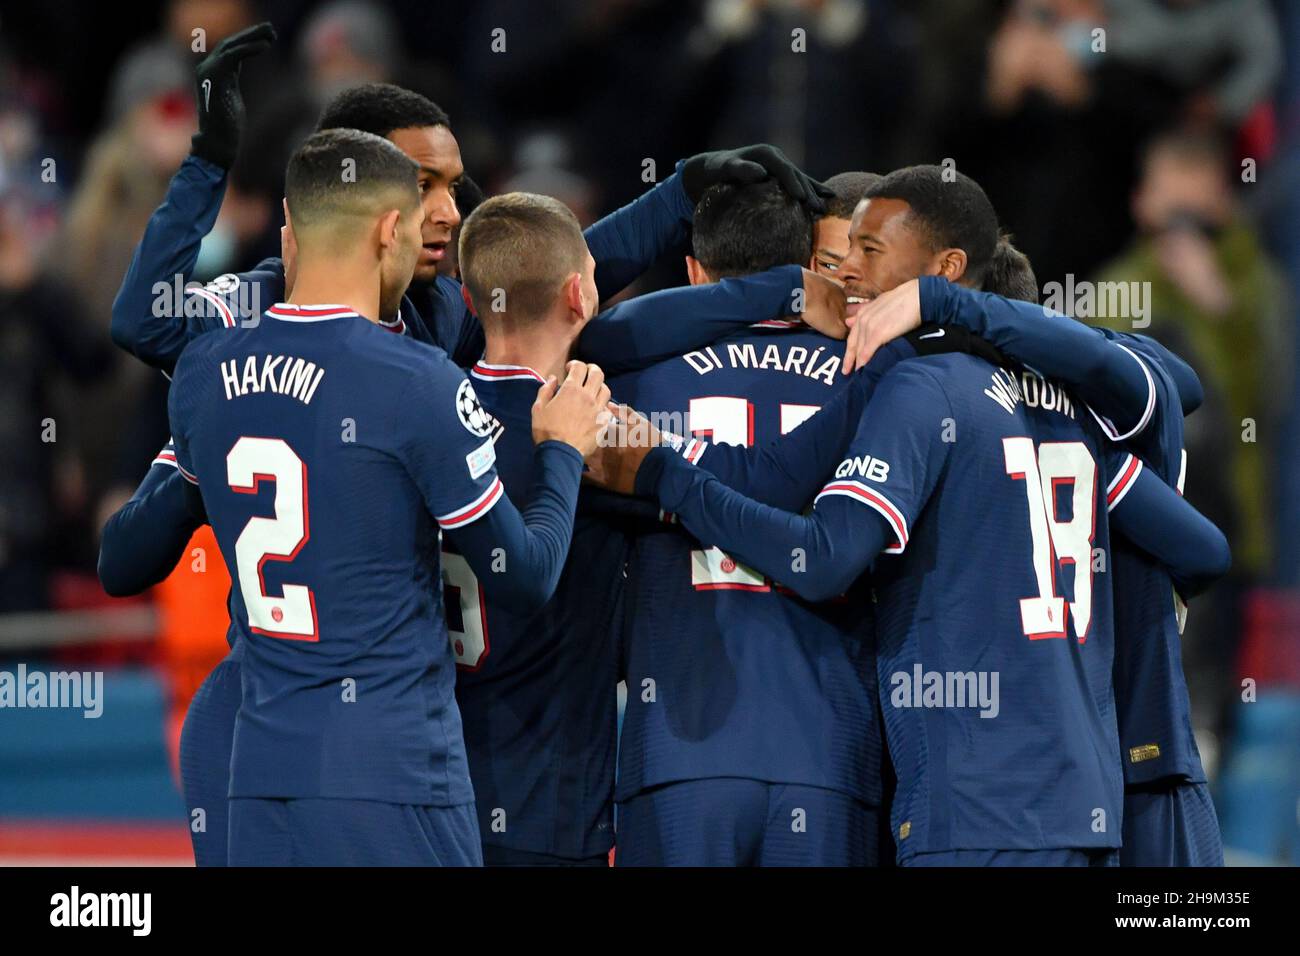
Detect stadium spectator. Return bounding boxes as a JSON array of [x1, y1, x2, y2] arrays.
[[0, 192, 114, 610], [1089, 128, 1290, 747], [1103, 0, 1282, 128]]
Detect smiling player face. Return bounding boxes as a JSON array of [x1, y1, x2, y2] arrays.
[[387, 124, 464, 283], [840, 197, 943, 317]]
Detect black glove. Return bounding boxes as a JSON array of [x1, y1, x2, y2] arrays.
[[190, 22, 276, 170], [455, 173, 485, 221], [905, 322, 1009, 368], [681, 144, 834, 212]]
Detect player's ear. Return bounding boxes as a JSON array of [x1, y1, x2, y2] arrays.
[[377, 208, 402, 251], [563, 272, 584, 321], [685, 256, 709, 287], [461, 281, 477, 317], [936, 247, 969, 285]]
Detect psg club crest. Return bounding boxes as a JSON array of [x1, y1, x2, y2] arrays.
[[456, 379, 496, 438]]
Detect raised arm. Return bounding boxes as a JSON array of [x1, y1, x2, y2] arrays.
[[583, 167, 694, 301], [110, 156, 232, 370], [110, 23, 276, 371], [585, 145, 830, 301]]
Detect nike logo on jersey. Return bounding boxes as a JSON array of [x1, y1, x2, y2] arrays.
[[919, 329, 945, 340], [201, 78, 212, 112]]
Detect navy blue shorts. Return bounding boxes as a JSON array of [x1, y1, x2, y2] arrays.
[[615, 778, 880, 866], [229, 797, 483, 866], [1122, 780, 1223, 867], [482, 844, 608, 867], [178, 655, 241, 868], [906, 848, 1119, 867]]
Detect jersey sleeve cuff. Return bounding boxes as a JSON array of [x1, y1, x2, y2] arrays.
[[1106, 452, 1142, 511], [659, 429, 708, 466], [185, 285, 238, 328], [437, 476, 505, 529], [1087, 343, 1156, 442], [814, 479, 909, 553], [152, 441, 179, 469]]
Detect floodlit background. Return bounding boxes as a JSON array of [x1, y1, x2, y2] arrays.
[[0, 0, 1296, 865]]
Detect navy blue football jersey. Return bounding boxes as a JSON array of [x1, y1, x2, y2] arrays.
[[1104, 336, 1206, 785], [821, 354, 1126, 857], [445, 361, 626, 860], [114, 154, 697, 374], [169, 303, 508, 807], [608, 326, 882, 805]]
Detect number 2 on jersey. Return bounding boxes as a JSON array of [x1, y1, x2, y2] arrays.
[[1003, 437, 1097, 641], [227, 436, 318, 641]]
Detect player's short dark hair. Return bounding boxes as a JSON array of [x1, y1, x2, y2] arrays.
[[864, 165, 999, 287], [821, 171, 881, 220], [692, 181, 813, 279], [286, 128, 420, 232], [985, 233, 1039, 303], [458, 192, 587, 321], [316, 83, 450, 139]]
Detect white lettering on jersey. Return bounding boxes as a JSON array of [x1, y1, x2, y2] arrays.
[[984, 367, 1075, 420], [683, 340, 840, 385], [834, 454, 891, 483], [221, 355, 324, 405]]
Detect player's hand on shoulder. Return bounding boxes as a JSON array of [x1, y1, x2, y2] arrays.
[[584, 403, 660, 496], [798, 268, 849, 341], [531, 360, 612, 458], [842, 277, 923, 374]]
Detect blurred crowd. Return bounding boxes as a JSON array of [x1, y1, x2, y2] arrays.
[[0, 0, 1297, 861]]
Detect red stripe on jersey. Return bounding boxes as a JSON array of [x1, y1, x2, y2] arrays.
[[187, 286, 237, 328], [438, 478, 504, 529], [816, 481, 908, 552], [266, 304, 361, 321], [1106, 454, 1142, 509], [471, 362, 546, 383]]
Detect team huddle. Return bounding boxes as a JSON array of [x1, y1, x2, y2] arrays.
[[100, 24, 1230, 867]]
